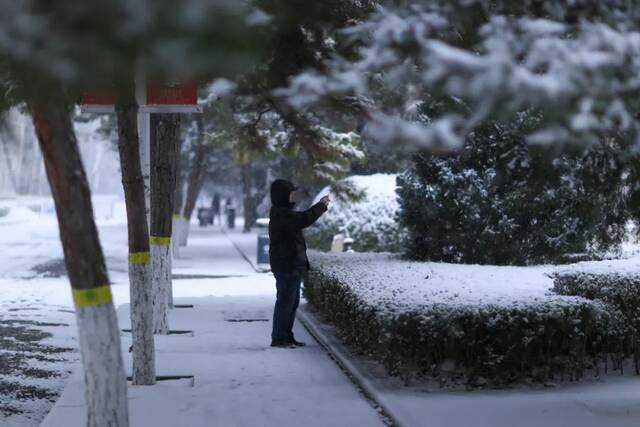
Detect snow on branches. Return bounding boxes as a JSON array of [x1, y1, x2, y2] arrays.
[[278, 1, 640, 151]]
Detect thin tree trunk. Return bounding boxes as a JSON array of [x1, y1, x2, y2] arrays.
[[0, 137, 19, 194], [172, 138, 184, 258], [115, 83, 156, 386], [181, 116, 207, 246], [30, 98, 129, 426], [15, 118, 26, 194], [89, 142, 105, 192], [150, 113, 179, 332], [242, 161, 254, 232]]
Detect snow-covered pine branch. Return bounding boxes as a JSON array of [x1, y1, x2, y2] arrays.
[[278, 2, 640, 150]]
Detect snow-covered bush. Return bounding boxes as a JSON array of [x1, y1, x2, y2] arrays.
[[397, 115, 631, 265], [306, 174, 405, 252], [305, 251, 627, 386], [554, 271, 640, 374]]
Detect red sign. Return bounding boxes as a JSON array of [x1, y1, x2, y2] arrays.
[[80, 81, 200, 113], [80, 90, 116, 105], [146, 81, 198, 105]]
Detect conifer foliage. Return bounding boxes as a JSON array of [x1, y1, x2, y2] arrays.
[[397, 112, 634, 265]]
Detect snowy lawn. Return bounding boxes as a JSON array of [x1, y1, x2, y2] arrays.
[[305, 251, 629, 387], [0, 278, 78, 427], [0, 198, 132, 426]]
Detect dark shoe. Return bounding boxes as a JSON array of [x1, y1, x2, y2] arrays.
[[271, 341, 296, 348], [289, 339, 306, 347]]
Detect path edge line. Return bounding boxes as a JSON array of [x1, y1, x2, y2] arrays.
[[298, 304, 414, 427]]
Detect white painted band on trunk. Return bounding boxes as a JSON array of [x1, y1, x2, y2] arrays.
[[128, 261, 156, 385], [179, 221, 190, 246], [76, 303, 129, 427], [168, 245, 173, 309], [171, 218, 181, 258], [151, 243, 171, 334]]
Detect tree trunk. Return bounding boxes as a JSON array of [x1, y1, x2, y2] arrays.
[[115, 85, 156, 386], [181, 116, 207, 246], [242, 161, 255, 232], [0, 137, 19, 194], [150, 113, 180, 332], [172, 138, 184, 259], [30, 98, 129, 426]]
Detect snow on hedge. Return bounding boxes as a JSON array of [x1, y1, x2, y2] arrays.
[[306, 174, 405, 252], [553, 265, 640, 374], [308, 251, 590, 311], [305, 250, 626, 386]]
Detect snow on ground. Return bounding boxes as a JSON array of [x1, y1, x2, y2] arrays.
[[41, 222, 388, 427], [224, 225, 270, 272], [0, 198, 387, 427], [0, 281, 78, 427], [306, 301, 640, 427], [0, 197, 130, 426], [4, 195, 640, 426], [384, 377, 640, 427], [43, 289, 387, 427], [175, 225, 257, 277]]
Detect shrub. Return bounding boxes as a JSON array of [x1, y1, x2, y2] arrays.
[[396, 114, 631, 265], [305, 251, 626, 387], [553, 271, 640, 374], [306, 174, 405, 252]]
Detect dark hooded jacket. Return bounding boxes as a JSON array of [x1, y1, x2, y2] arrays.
[[269, 179, 327, 273]]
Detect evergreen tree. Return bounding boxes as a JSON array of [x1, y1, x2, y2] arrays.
[[398, 111, 634, 264]]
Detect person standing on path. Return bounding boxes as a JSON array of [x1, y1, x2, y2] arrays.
[[269, 179, 330, 348], [211, 193, 221, 225]]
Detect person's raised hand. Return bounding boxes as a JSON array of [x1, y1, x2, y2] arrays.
[[320, 195, 331, 207]]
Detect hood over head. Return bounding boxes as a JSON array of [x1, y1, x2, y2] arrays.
[[271, 179, 298, 209]]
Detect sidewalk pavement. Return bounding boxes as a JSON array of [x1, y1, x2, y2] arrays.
[[224, 226, 270, 272], [41, 226, 386, 427], [174, 225, 257, 277]]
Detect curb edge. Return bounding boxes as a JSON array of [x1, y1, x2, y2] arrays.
[[298, 305, 414, 427]]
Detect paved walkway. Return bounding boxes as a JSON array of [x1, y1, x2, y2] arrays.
[[42, 226, 385, 427], [224, 226, 271, 272]]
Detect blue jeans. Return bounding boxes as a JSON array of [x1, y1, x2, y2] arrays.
[[271, 272, 302, 343]]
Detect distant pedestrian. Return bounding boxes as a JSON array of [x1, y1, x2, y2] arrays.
[[225, 198, 236, 229], [269, 179, 330, 348], [211, 193, 221, 225]]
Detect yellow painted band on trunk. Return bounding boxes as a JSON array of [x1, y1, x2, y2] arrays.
[[72, 285, 112, 307], [128, 252, 151, 265], [150, 236, 171, 246], [181, 216, 189, 223], [172, 214, 180, 220]]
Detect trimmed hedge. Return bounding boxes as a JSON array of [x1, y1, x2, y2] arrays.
[[553, 271, 640, 374], [304, 252, 628, 387]]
